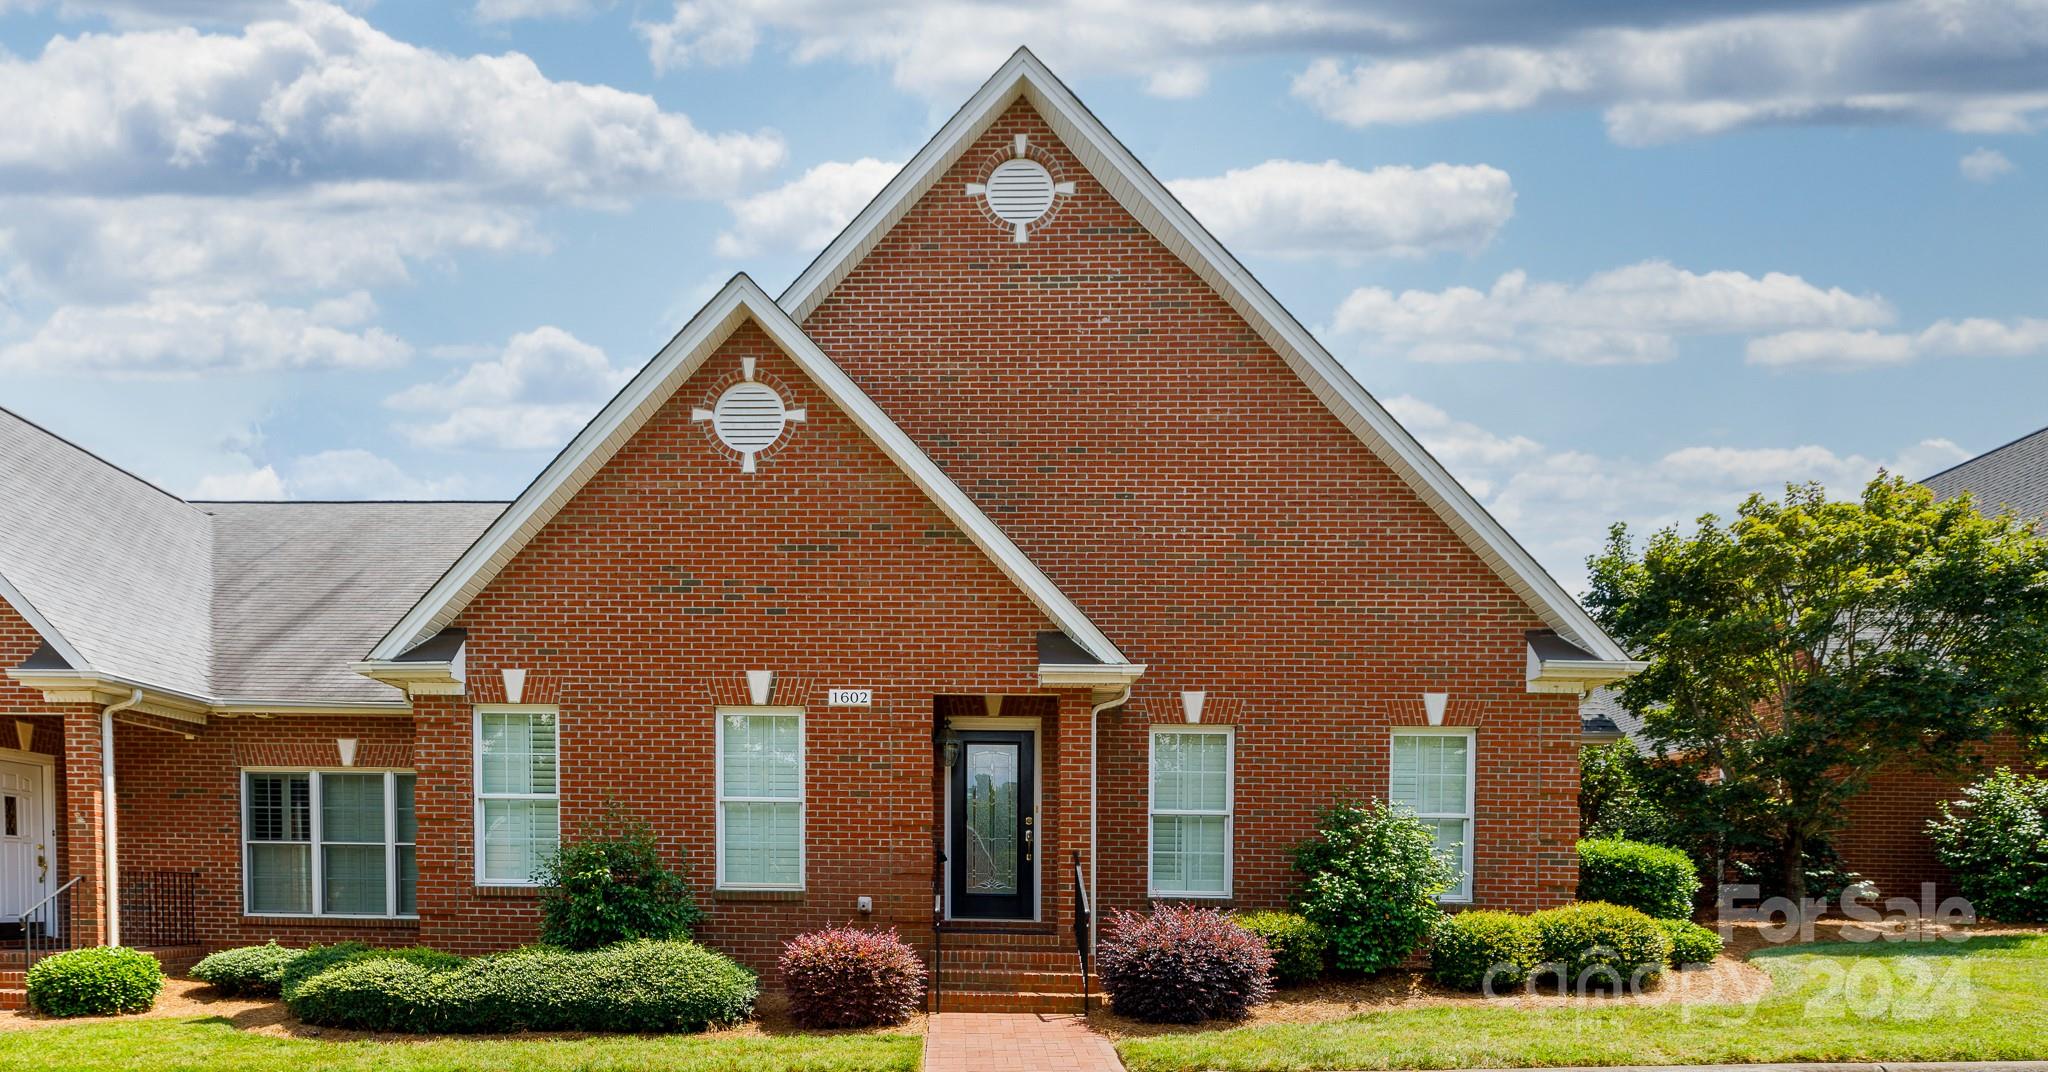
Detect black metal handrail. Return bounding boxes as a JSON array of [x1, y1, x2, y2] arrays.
[[932, 850, 946, 1014], [120, 869, 199, 948], [22, 876, 79, 963], [1071, 851, 1090, 1015]]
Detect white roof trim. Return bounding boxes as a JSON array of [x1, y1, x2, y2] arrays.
[[368, 275, 1129, 667], [778, 47, 1630, 663], [0, 568, 89, 670]]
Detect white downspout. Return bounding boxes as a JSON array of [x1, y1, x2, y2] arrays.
[[100, 689, 142, 947], [1088, 685, 1131, 957]]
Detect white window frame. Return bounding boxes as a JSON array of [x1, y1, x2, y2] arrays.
[[1146, 724, 1235, 900], [240, 768, 417, 919], [473, 704, 562, 888], [1390, 727, 1476, 903], [713, 706, 806, 892]]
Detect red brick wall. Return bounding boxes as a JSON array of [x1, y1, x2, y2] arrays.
[[1836, 739, 2043, 902], [801, 101, 1582, 914], [0, 603, 96, 939]]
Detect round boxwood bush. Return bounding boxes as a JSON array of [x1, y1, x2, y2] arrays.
[[1577, 837, 1700, 920], [25, 946, 164, 1017], [1658, 918, 1724, 968], [286, 940, 757, 1034], [536, 809, 704, 950], [1291, 799, 1457, 974], [1429, 911, 1539, 992], [1530, 902, 1670, 990], [192, 941, 306, 997], [1098, 904, 1273, 1023], [779, 926, 926, 1028], [1929, 768, 2048, 922], [1234, 911, 1328, 986]]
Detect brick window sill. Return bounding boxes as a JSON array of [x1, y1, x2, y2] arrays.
[[473, 885, 542, 900], [240, 915, 420, 930], [713, 889, 805, 903]]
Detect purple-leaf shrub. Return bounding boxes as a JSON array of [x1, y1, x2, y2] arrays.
[[1097, 904, 1275, 1023], [778, 926, 927, 1028]]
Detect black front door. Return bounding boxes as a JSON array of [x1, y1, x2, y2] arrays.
[[948, 730, 1036, 920]]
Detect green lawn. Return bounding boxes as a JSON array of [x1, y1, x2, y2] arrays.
[[0, 1018, 922, 1072], [1117, 934, 2048, 1072]]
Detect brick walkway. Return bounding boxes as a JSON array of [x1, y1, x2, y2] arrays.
[[923, 1012, 1124, 1072]]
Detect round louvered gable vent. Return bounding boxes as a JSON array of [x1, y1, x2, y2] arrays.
[[712, 381, 788, 454], [985, 159, 1056, 224]]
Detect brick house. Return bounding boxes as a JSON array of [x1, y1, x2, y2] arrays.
[[0, 50, 1640, 1006]]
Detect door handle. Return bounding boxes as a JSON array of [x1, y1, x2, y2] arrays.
[[35, 843, 47, 883]]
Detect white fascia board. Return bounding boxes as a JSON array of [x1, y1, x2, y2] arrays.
[[3, 667, 211, 722], [776, 48, 1632, 664], [368, 275, 1130, 668], [0, 568, 90, 671], [1527, 650, 1649, 695], [1038, 662, 1148, 688]]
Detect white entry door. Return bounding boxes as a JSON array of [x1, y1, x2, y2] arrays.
[[0, 758, 51, 923]]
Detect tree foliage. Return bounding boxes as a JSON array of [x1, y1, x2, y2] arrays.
[[1586, 475, 2048, 904]]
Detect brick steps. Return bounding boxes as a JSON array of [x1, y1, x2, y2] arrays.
[[928, 927, 1098, 1012], [930, 988, 1104, 1013]]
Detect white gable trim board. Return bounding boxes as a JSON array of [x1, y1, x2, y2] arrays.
[[778, 48, 1635, 668], [367, 276, 1138, 676]]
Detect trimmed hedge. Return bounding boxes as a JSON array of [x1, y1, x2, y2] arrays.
[[1530, 902, 1670, 988], [1577, 837, 1701, 920], [25, 946, 164, 1017], [1098, 905, 1273, 1023], [1659, 918, 1724, 967], [779, 927, 926, 1028], [192, 941, 305, 997], [1429, 911, 1539, 992], [285, 939, 757, 1033], [1234, 911, 1327, 986]]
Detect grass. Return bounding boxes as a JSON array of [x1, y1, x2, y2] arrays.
[[1117, 934, 2048, 1071], [0, 1017, 922, 1072]]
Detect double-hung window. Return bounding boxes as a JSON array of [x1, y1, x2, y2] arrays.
[[1148, 726, 1233, 898], [716, 708, 804, 890], [1390, 729, 1475, 901], [242, 770, 416, 917], [476, 706, 560, 886]]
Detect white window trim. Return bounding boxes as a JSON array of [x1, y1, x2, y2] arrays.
[[713, 706, 807, 892], [1146, 724, 1234, 900], [474, 703, 561, 888], [1390, 726, 1476, 904], [240, 767, 417, 919]]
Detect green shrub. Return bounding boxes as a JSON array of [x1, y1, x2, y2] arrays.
[[285, 940, 757, 1034], [1577, 837, 1701, 920], [1579, 741, 1675, 843], [191, 941, 305, 997], [25, 947, 164, 1017], [537, 808, 703, 950], [1530, 902, 1669, 988], [277, 941, 371, 1001], [1659, 918, 1724, 967], [1429, 911, 1539, 992], [1929, 768, 2048, 922], [1234, 911, 1327, 986], [1291, 799, 1456, 974]]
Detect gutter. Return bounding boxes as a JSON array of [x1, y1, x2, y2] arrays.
[[101, 688, 142, 947], [1087, 684, 1131, 958], [1039, 662, 1146, 688]]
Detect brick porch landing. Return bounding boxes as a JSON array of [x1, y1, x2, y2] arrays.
[[923, 1012, 1123, 1072]]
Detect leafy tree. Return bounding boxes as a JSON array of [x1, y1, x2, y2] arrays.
[[1578, 741, 1675, 844], [1586, 475, 2048, 906], [536, 805, 703, 950]]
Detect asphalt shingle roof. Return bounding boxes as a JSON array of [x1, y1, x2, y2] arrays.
[[1925, 424, 2048, 523], [0, 408, 503, 705]]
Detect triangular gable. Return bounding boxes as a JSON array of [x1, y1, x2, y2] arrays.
[[779, 48, 1632, 665], [368, 275, 1131, 668], [0, 568, 86, 670]]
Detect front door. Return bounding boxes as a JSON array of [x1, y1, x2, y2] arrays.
[[0, 758, 50, 924], [948, 730, 1036, 920]]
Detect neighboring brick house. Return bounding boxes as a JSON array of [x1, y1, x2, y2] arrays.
[[0, 50, 1640, 1005]]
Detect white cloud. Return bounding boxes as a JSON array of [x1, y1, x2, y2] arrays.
[[191, 465, 288, 499], [0, 3, 785, 201], [714, 158, 901, 258], [1389, 391, 1972, 591], [1747, 317, 2048, 369], [1168, 160, 1513, 260], [474, 0, 605, 22], [1960, 147, 2017, 182], [1292, 0, 2048, 145], [0, 291, 410, 376], [1333, 261, 1892, 365], [386, 325, 632, 450], [192, 448, 469, 500]]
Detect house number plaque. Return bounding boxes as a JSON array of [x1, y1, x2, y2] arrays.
[[827, 688, 873, 707]]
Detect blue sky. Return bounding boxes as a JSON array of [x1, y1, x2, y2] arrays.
[[3, 1, 2046, 590]]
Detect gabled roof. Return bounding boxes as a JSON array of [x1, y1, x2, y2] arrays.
[[779, 47, 1632, 665], [1925, 423, 2048, 523], [368, 275, 1132, 669]]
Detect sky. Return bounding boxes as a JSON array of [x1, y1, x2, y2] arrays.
[[3, 1, 2046, 592]]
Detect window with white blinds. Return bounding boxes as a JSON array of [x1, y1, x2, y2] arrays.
[[716, 709, 804, 890], [1390, 730, 1475, 901], [476, 707, 560, 886], [1148, 727, 1233, 898], [242, 770, 416, 917]]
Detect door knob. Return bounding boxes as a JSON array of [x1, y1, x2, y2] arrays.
[[35, 843, 47, 883]]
